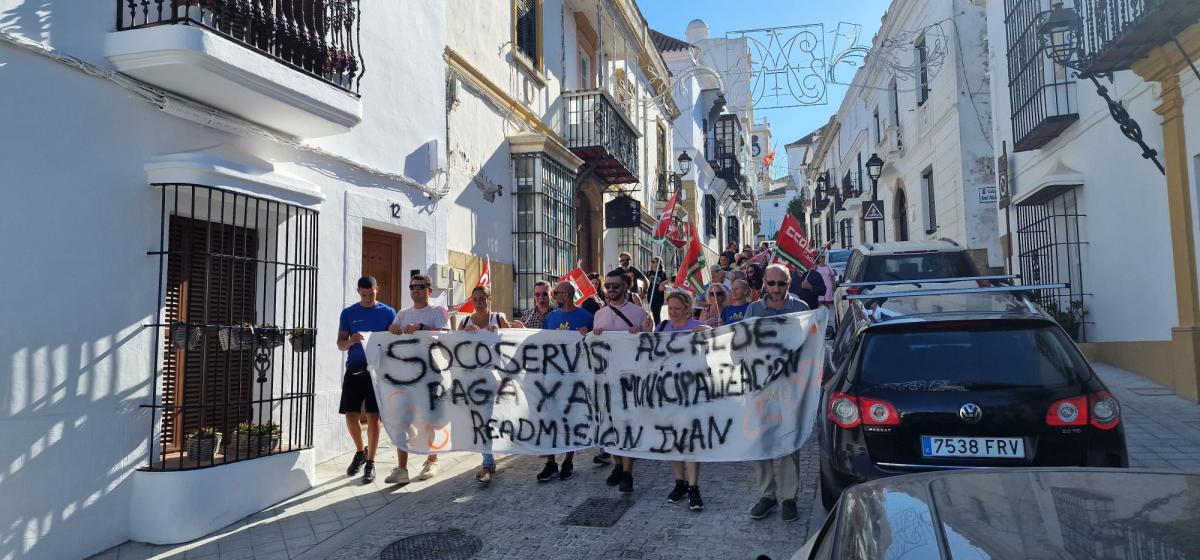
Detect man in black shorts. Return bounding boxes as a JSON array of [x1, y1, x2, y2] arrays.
[[337, 276, 397, 483]]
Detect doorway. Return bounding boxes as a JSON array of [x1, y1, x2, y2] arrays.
[[894, 188, 910, 241], [362, 228, 403, 309]]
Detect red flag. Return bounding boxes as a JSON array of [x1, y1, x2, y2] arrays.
[[560, 267, 598, 306], [653, 192, 687, 248], [456, 256, 491, 313], [774, 214, 817, 270], [762, 149, 776, 168], [673, 223, 706, 294]]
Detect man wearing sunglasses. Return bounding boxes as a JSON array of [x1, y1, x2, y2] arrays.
[[536, 281, 594, 482], [520, 280, 554, 329], [382, 274, 449, 484], [744, 264, 810, 523]]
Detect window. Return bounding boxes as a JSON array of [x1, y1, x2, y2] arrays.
[[1005, 0, 1079, 151], [148, 184, 318, 470], [874, 109, 881, 144], [579, 54, 592, 89], [922, 166, 937, 233], [916, 36, 929, 106], [839, 218, 854, 249], [704, 194, 718, 239], [1016, 185, 1088, 341], [890, 80, 900, 125], [727, 215, 740, 248], [514, 0, 540, 67], [513, 152, 576, 313], [618, 223, 655, 274]]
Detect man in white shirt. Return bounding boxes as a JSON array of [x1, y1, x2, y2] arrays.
[[384, 274, 449, 484], [591, 269, 651, 493]]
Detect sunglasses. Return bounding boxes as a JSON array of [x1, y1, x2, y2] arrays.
[[603, 283, 625, 290], [409, 284, 430, 290], [764, 280, 788, 287]]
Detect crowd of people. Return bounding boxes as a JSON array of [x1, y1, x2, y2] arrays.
[[334, 242, 837, 521]]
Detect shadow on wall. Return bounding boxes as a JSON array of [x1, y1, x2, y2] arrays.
[[0, 1, 52, 43], [0, 323, 153, 560]]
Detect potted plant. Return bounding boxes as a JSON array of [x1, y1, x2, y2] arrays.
[[234, 421, 281, 455], [1046, 299, 1086, 341], [185, 426, 222, 461], [255, 324, 286, 349], [169, 322, 203, 350], [289, 328, 317, 353], [218, 322, 256, 351]]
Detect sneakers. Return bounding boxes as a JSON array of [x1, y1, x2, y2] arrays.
[[618, 472, 634, 493], [781, 499, 799, 523], [688, 486, 704, 512], [558, 460, 574, 481], [666, 479, 689, 503], [362, 460, 376, 484], [475, 468, 492, 484], [605, 464, 624, 486], [346, 450, 367, 476], [416, 460, 439, 481], [537, 461, 559, 482], [749, 497, 777, 519], [384, 466, 410, 484], [593, 451, 612, 465]]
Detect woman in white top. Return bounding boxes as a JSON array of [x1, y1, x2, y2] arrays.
[[458, 285, 515, 483]]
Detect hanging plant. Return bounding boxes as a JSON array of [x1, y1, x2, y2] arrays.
[[289, 328, 317, 353], [185, 426, 222, 461], [169, 322, 203, 350]]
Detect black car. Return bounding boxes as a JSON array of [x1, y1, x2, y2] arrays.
[[819, 283, 1128, 509], [792, 468, 1200, 559], [834, 240, 981, 326]]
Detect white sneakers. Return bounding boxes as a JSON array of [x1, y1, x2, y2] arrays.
[[416, 460, 439, 481], [383, 460, 438, 484]]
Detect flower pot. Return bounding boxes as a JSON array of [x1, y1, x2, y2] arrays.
[[255, 327, 285, 349], [218, 326, 256, 351], [186, 434, 222, 461], [170, 322, 203, 350], [234, 431, 280, 455], [289, 330, 316, 353]]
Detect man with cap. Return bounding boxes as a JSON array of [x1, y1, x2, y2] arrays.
[[336, 276, 397, 484]]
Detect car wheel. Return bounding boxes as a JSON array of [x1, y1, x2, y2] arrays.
[[819, 458, 841, 511]]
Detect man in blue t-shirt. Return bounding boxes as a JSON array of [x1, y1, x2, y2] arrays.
[[536, 281, 593, 483], [336, 276, 397, 484], [722, 279, 752, 324]]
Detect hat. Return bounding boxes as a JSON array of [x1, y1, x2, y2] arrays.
[[357, 276, 378, 289]]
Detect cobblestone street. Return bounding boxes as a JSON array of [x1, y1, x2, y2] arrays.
[[91, 362, 1200, 560]]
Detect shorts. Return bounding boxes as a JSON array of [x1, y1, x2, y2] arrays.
[[338, 365, 379, 414]]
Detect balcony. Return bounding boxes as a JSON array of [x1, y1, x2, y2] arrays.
[[562, 90, 640, 185], [1078, 0, 1200, 75], [709, 114, 743, 185], [107, 0, 363, 138], [1005, 0, 1080, 152]]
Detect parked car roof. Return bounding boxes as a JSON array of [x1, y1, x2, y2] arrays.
[[849, 284, 1054, 327], [800, 468, 1200, 560], [853, 239, 962, 255]]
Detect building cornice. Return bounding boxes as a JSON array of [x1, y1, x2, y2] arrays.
[[507, 132, 585, 169]]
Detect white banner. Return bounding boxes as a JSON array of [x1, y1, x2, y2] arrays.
[[366, 311, 825, 461]]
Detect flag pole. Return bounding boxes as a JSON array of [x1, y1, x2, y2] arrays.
[[644, 237, 669, 316]]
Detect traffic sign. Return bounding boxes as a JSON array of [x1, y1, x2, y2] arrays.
[[862, 200, 885, 221]]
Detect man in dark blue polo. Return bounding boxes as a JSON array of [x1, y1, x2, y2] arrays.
[[337, 276, 396, 484]]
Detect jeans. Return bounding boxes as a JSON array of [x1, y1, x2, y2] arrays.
[[482, 453, 495, 470]]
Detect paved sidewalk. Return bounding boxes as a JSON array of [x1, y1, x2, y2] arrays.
[[91, 362, 1200, 560]]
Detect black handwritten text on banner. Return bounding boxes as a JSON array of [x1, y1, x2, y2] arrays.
[[366, 312, 826, 461]]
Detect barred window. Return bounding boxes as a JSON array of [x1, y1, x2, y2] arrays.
[[513, 153, 576, 314], [839, 218, 854, 249], [515, 0, 538, 64], [922, 166, 937, 234], [618, 223, 654, 274], [704, 194, 718, 239], [916, 36, 929, 106], [1016, 186, 1088, 341], [726, 215, 740, 248]]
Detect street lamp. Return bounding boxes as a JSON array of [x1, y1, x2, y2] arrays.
[[677, 150, 692, 175], [866, 152, 884, 243], [1036, 2, 1164, 174]]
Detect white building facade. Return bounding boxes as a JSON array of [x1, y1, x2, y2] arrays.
[[809, 0, 1001, 270], [0, 1, 450, 558]]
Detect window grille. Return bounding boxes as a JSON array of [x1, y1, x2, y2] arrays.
[[513, 152, 577, 314], [704, 194, 718, 239], [1016, 185, 1089, 341], [839, 218, 854, 249], [515, 0, 538, 63], [1005, 0, 1079, 151], [726, 216, 741, 248], [618, 223, 654, 274], [145, 184, 318, 470], [916, 36, 929, 105], [922, 167, 937, 234]]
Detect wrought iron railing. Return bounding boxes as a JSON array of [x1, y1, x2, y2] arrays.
[[116, 0, 363, 93], [142, 183, 318, 470], [1077, 0, 1200, 75], [1005, 0, 1079, 152], [561, 90, 639, 184]]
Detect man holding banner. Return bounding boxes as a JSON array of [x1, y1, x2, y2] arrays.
[[536, 281, 594, 482]]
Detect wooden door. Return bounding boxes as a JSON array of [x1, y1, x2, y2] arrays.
[[362, 228, 403, 309]]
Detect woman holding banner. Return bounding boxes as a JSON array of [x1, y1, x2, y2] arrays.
[[655, 291, 711, 512], [458, 285, 517, 484]]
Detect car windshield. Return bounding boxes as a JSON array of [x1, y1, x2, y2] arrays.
[[828, 250, 850, 264], [856, 324, 1090, 389], [864, 252, 976, 281]]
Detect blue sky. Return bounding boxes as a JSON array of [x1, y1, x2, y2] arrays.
[[639, 0, 893, 179]]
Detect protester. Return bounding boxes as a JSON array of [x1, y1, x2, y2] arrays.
[[336, 276, 397, 484], [520, 280, 553, 328], [645, 257, 670, 324], [592, 269, 652, 492], [745, 263, 764, 299], [617, 251, 648, 294], [788, 263, 827, 310], [581, 272, 604, 314], [536, 281, 594, 482], [698, 265, 730, 304], [654, 291, 710, 511], [458, 285, 517, 484], [718, 252, 735, 272], [722, 279, 752, 324], [383, 274, 448, 484], [746, 264, 810, 522], [815, 254, 837, 311], [625, 271, 644, 305], [698, 283, 728, 327], [734, 254, 748, 268]]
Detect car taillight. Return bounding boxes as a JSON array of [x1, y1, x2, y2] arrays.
[[859, 397, 901, 425], [828, 393, 860, 429], [845, 286, 860, 295], [1089, 392, 1121, 430], [1046, 396, 1088, 426]]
